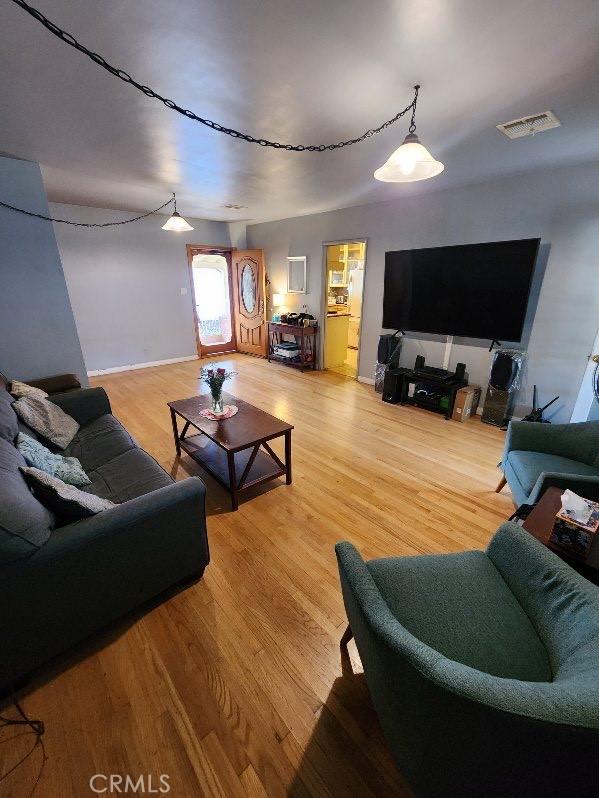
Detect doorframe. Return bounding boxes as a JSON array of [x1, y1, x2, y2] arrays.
[[320, 238, 368, 379], [570, 326, 599, 422], [186, 244, 237, 358]]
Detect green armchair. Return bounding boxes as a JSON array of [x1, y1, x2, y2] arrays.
[[336, 523, 599, 798], [496, 419, 599, 506]]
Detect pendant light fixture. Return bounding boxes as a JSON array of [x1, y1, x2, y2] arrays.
[[374, 86, 444, 183], [162, 193, 194, 232]]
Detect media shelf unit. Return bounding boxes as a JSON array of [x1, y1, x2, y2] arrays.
[[267, 321, 318, 372], [383, 364, 468, 420]]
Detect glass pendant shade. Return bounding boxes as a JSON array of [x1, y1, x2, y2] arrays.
[[162, 210, 194, 232], [374, 133, 444, 183]]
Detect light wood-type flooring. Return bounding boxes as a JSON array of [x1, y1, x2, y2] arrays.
[[2, 354, 514, 797]]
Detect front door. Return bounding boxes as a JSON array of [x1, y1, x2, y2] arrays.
[[187, 246, 236, 357], [232, 250, 267, 356]]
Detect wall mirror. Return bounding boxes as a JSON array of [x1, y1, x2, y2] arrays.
[[287, 256, 307, 294]]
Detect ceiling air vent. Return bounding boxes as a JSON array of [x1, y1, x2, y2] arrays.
[[496, 110, 561, 139]]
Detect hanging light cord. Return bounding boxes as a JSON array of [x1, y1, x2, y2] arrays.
[[8, 0, 419, 152], [0, 196, 174, 227], [409, 85, 420, 133]]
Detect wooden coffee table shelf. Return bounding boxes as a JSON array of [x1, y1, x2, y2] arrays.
[[168, 392, 293, 510]]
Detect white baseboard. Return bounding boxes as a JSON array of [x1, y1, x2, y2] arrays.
[[357, 376, 375, 385], [88, 354, 198, 377]]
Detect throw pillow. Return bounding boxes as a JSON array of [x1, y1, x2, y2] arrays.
[[9, 380, 48, 400], [17, 432, 91, 487], [12, 395, 79, 450], [20, 467, 116, 522]]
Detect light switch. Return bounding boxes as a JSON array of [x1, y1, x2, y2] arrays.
[[180, 287, 188, 295]]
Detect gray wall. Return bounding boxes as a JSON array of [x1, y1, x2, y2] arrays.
[[0, 155, 87, 385], [247, 160, 599, 423], [51, 204, 231, 372]]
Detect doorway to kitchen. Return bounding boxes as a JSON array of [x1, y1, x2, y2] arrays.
[[187, 245, 236, 357], [322, 240, 367, 378]]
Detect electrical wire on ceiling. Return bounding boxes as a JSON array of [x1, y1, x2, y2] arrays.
[[8, 0, 419, 153], [0, 196, 174, 227]]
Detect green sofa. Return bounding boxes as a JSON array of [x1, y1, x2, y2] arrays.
[[0, 377, 209, 696], [336, 523, 599, 797], [498, 419, 599, 506]]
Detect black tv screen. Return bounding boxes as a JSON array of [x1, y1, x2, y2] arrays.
[[383, 238, 540, 340]]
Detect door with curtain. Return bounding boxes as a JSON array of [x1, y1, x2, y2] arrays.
[[231, 250, 267, 356], [187, 246, 236, 357]]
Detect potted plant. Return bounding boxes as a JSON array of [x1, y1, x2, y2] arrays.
[[199, 366, 236, 415]]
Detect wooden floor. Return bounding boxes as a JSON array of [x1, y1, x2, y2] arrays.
[[2, 355, 514, 797]]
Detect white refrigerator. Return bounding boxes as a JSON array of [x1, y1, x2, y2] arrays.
[[347, 267, 364, 349]]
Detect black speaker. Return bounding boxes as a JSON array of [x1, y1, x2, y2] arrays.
[[382, 370, 403, 404], [377, 334, 402, 366], [415, 355, 425, 371], [482, 350, 522, 427], [489, 351, 520, 391], [454, 362, 466, 381]]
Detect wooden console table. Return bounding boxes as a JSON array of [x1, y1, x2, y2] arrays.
[[267, 321, 318, 372]]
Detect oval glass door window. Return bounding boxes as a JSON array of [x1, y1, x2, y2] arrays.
[[241, 264, 256, 314]]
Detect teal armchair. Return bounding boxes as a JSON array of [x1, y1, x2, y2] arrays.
[[336, 523, 599, 798], [497, 419, 599, 506]]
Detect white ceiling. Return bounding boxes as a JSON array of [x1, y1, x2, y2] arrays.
[[1, 0, 599, 223]]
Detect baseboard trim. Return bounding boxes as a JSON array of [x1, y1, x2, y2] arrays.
[[357, 376, 375, 385], [88, 355, 198, 377]]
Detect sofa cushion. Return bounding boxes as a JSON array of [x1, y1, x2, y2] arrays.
[[64, 414, 136, 472], [367, 549, 551, 681], [20, 467, 116, 523], [0, 437, 54, 565], [84, 448, 173, 503], [0, 386, 18, 443], [507, 450, 599, 499], [13, 396, 79, 450]]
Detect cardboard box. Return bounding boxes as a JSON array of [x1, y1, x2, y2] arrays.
[[452, 385, 481, 423]]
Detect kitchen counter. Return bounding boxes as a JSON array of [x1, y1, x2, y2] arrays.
[[326, 311, 350, 317]]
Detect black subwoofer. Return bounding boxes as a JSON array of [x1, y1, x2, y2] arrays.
[[382, 370, 404, 404]]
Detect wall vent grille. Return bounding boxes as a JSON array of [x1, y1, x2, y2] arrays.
[[496, 110, 561, 139]]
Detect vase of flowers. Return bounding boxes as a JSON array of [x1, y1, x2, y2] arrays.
[[199, 366, 235, 415]]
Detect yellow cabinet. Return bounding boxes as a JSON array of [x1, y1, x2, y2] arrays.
[[325, 315, 350, 368]]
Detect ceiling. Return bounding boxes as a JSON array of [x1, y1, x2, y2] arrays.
[[1, 0, 599, 223]]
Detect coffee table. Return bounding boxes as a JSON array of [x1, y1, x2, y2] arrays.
[[168, 392, 293, 510], [522, 486, 599, 585]]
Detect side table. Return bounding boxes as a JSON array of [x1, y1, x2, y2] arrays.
[[522, 486, 599, 585]]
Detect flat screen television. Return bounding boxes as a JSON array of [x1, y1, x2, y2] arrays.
[[382, 238, 540, 341]]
